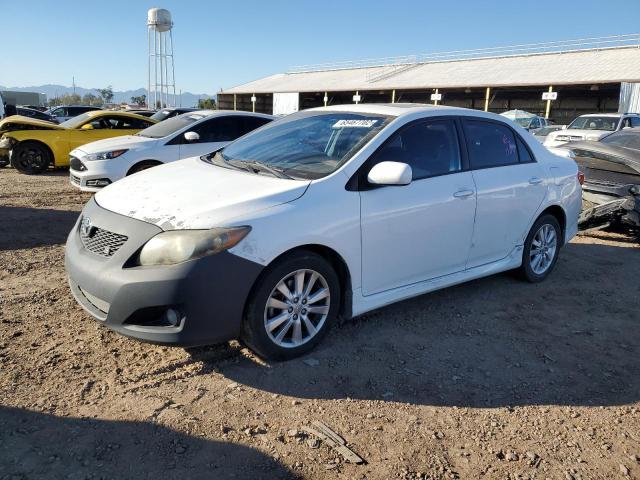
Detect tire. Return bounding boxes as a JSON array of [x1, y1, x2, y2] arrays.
[[127, 160, 162, 175], [518, 214, 562, 283], [12, 141, 51, 174], [241, 251, 341, 360]]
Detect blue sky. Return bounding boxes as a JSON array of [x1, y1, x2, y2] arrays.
[[2, 0, 640, 94]]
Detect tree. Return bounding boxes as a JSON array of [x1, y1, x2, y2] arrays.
[[197, 97, 216, 109], [82, 93, 101, 106], [130, 94, 146, 106], [97, 86, 114, 104]]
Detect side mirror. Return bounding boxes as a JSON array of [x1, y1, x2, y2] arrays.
[[81, 124, 94, 130], [184, 131, 200, 142], [562, 125, 568, 130], [367, 161, 412, 186]]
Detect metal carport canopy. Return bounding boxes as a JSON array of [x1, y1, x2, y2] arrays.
[[220, 46, 640, 94]]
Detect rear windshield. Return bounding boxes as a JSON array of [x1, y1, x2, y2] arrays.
[[137, 112, 207, 138], [568, 116, 618, 131], [211, 111, 393, 180]]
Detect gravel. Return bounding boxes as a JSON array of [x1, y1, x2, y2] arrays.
[[1, 168, 639, 479]]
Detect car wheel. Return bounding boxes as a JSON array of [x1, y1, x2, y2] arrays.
[[12, 141, 51, 174], [519, 214, 561, 283], [241, 251, 341, 360], [127, 160, 162, 175]]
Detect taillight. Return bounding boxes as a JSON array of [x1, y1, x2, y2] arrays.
[[577, 171, 585, 185]]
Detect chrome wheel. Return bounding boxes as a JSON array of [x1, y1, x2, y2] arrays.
[[529, 224, 557, 275], [264, 269, 330, 349]]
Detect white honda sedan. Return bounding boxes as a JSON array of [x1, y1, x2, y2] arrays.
[[68, 110, 274, 191], [65, 104, 581, 360]]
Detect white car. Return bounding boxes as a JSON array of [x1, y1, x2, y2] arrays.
[[65, 104, 582, 360], [544, 113, 640, 148], [69, 110, 274, 191]]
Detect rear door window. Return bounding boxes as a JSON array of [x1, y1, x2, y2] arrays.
[[462, 119, 519, 169], [239, 116, 273, 136]]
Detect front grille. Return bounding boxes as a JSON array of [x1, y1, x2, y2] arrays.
[[555, 135, 584, 142], [70, 174, 80, 185], [80, 221, 127, 257], [69, 156, 86, 171]]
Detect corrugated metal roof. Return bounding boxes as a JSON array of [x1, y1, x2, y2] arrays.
[[221, 46, 640, 94]]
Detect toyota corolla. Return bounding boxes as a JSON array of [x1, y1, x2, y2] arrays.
[[65, 104, 582, 360]]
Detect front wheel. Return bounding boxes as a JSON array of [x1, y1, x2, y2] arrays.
[[127, 160, 162, 175], [12, 141, 51, 174], [518, 214, 561, 283], [241, 251, 341, 360]]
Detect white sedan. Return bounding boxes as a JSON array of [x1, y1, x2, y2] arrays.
[[65, 104, 582, 360], [69, 110, 274, 191]]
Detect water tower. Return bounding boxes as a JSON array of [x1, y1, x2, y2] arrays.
[[147, 8, 176, 108]]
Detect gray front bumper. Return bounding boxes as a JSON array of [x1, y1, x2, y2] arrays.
[[65, 197, 264, 346]]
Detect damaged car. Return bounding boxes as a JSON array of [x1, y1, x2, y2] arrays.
[[558, 128, 640, 230]]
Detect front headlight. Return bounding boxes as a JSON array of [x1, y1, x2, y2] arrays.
[[551, 148, 575, 159], [85, 149, 128, 161], [137, 227, 251, 266], [0, 136, 17, 149]]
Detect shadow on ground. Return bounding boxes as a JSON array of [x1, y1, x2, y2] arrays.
[[195, 241, 640, 408], [0, 406, 299, 480], [0, 207, 79, 250]]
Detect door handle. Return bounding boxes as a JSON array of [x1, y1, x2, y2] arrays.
[[453, 189, 475, 199], [529, 177, 543, 185]]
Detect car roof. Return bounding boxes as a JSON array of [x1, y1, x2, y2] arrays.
[[307, 103, 513, 121], [578, 113, 630, 118], [174, 109, 275, 120]]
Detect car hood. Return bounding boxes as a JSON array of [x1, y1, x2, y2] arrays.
[[94, 156, 311, 230], [0, 115, 62, 131], [72, 135, 158, 155], [547, 129, 610, 141]]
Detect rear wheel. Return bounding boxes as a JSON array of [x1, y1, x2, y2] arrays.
[[127, 160, 162, 175], [241, 251, 341, 360], [518, 214, 561, 282], [12, 141, 51, 174]]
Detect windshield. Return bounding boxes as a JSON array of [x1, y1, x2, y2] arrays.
[[568, 116, 618, 131], [59, 112, 93, 129], [601, 131, 640, 150], [208, 111, 392, 180], [514, 118, 533, 127], [137, 112, 206, 138]]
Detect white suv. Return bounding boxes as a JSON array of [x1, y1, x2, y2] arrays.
[[69, 110, 274, 191], [65, 104, 581, 360], [544, 113, 640, 147]]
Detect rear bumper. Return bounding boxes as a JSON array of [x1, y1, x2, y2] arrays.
[[65, 197, 264, 346]]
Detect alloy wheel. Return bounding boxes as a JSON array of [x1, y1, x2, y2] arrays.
[[263, 269, 330, 348], [529, 224, 557, 275]]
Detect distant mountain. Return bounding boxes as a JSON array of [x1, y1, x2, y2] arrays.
[[0, 84, 215, 107]]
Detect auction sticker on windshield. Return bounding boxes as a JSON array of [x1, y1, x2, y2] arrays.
[[333, 119, 378, 128]]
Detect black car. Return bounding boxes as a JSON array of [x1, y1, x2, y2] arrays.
[[567, 128, 640, 230], [150, 107, 199, 122], [125, 109, 156, 118], [16, 106, 56, 123]]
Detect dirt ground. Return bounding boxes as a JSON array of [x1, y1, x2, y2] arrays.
[[1, 168, 639, 480]]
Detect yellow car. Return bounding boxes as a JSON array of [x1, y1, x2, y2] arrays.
[[0, 111, 157, 174]]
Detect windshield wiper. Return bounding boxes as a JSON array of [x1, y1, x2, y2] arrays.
[[228, 159, 294, 179]]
